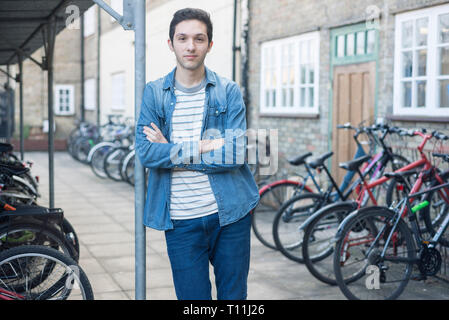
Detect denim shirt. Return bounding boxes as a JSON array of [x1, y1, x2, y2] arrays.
[[135, 66, 260, 230]]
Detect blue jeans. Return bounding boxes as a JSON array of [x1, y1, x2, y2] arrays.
[[164, 212, 251, 300]]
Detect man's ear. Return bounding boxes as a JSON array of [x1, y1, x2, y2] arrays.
[[207, 40, 213, 53], [167, 39, 174, 52]]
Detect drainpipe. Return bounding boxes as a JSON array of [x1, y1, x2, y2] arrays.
[[80, 13, 85, 122], [240, 0, 250, 127], [96, 6, 101, 127], [232, 0, 239, 82]]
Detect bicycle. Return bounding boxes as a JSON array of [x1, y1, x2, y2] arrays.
[[332, 173, 449, 299], [0, 245, 93, 300], [301, 128, 448, 285], [272, 124, 410, 262]]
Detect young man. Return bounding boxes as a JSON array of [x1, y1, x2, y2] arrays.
[[135, 8, 260, 300]]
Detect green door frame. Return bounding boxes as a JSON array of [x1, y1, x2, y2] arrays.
[[327, 22, 380, 162]]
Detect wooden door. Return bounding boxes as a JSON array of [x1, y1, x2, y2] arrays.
[[331, 61, 376, 185]]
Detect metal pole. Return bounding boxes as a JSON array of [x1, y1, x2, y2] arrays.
[[134, 0, 146, 300], [46, 18, 57, 209], [96, 6, 101, 127], [18, 53, 24, 160]]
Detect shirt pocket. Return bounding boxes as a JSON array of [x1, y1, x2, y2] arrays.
[[207, 104, 227, 134]]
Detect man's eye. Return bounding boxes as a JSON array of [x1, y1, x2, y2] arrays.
[[196, 38, 204, 42]]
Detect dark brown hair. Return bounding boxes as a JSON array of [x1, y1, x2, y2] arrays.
[[169, 8, 213, 44]]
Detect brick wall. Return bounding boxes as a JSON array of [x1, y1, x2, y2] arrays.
[[247, 0, 449, 174]]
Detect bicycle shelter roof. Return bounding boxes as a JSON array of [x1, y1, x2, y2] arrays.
[[0, 0, 94, 66]]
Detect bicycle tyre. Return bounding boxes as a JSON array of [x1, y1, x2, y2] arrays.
[[0, 221, 79, 262], [90, 143, 115, 179], [250, 180, 307, 250], [272, 193, 325, 263], [302, 201, 357, 285], [0, 245, 94, 300], [104, 147, 129, 182], [333, 206, 415, 300]]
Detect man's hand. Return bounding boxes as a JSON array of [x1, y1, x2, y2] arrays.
[[143, 122, 168, 144]]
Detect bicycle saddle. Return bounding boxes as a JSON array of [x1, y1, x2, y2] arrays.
[[308, 151, 334, 169], [339, 155, 371, 172], [287, 152, 312, 166], [0, 143, 13, 153]]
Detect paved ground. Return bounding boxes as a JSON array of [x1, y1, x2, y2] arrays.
[[25, 151, 449, 300]]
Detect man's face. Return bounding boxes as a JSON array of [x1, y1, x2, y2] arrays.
[[168, 19, 213, 71]]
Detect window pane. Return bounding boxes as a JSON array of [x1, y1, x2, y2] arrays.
[[402, 20, 413, 48], [309, 88, 314, 108], [439, 13, 449, 43], [416, 18, 428, 46], [309, 66, 314, 84], [402, 51, 413, 77], [367, 29, 376, 53], [282, 68, 288, 85], [265, 91, 270, 107], [402, 82, 412, 107], [282, 88, 287, 106], [440, 80, 449, 108], [289, 66, 295, 85], [272, 90, 276, 107], [337, 35, 345, 57], [271, 70, 277, 87], [356, 31, 365, 55], [347, 33, 354, 56], [440, 47, 449, 75], [300, 65, 306, 84], [265, 70, 271, 87], [417, 81, 426, 108], [300, 88, 306, 107], [417, 49, 427, 76], [289, 88, 294, 107]]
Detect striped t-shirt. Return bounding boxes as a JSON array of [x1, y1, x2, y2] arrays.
[[169, 78, 218, 220]]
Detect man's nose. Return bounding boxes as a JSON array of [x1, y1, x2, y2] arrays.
[[186, 38, 195, 51]]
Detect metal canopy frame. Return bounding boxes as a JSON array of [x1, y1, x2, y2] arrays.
[[0, 1, 95, 209]]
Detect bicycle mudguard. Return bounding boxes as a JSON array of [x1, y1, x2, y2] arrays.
[[298, 200, 357, 231]]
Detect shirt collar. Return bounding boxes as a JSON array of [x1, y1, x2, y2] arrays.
[[162, 66, 216, 90]]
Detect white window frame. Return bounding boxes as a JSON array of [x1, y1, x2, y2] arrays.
[[260, 31, 320, 115], [111, 72, 126, 111], [393, 3, 449, 116], [54, 85, 75, 116], [83, 6, 95, 38], [84, 78, 96, 111]]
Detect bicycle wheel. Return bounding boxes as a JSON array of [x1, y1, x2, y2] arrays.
[[0, 221, 79, 262], [73, 137, 93, 164], [250, 180, 305, 250], [104, 147, 129, 181], [121, 149, 135, 186], [272, 193, 325, 263], [333, 206, 415, 300], [90, 143, 115, 179], [0, 245, 94, 300], [421, 171, 449, 247], [302, 201, 357, 285]]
